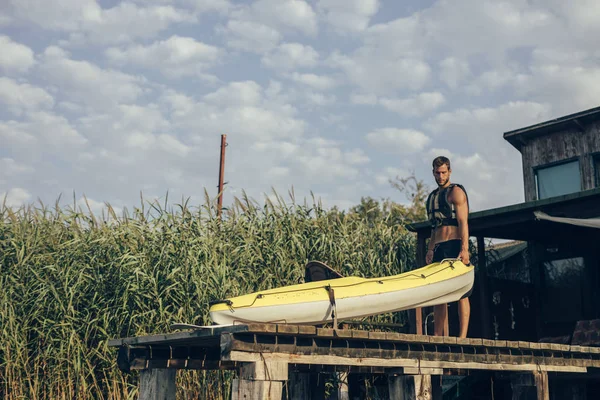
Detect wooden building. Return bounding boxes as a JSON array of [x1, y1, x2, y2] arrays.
[[407, 105, 600, 398]]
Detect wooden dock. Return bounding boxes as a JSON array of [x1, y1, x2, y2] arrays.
[[109, 323, 600, 399]]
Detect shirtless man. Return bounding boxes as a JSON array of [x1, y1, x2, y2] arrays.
[[425, 156, 471, 338]]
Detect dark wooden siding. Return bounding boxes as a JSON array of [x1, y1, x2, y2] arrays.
[[520, 120, 600, 201]]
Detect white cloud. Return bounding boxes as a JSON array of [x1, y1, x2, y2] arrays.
[[219, 20, 282, 53], [38, 46, 147, 109], [375, 167, 409, 186], [379, 92, 445, 117], [350, 93, 377, 105], [328, 51, 431, 94], [106, 35, 222, 79], [289, 73, 336, 91], [0, 158, 35, 177], [8, 0, 195, 45], [425, 101, 552, 146], [305, 92, 336, 106], [1, 188, 31, 208], [204, 81, 262, 106], [219, 0, 317, 54], [439, 57, 470, 89], [366, 128, 431, 154], [318, 0, 379, 33], [0, 78, 55, 115], [0, 36, 36, 74], [246, 0, 318, 37], [262, 43, 319, 70]]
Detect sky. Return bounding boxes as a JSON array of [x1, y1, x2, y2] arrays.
[[1, 0, 600, 216]]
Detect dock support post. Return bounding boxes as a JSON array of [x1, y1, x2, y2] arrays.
[[139, 368, 176, 400], [510, 372, 549, 400], [388, 374, 432, 400], [232, 361, 288, 400], [337, 371, 349, 400]]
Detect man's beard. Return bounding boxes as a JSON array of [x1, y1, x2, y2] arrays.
[[437, 178, 448, 187]]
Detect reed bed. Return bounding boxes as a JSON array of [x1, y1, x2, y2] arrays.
[[0, 191, 417, 399]]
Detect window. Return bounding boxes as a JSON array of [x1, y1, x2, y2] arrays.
[[535, 160, 581, 199]]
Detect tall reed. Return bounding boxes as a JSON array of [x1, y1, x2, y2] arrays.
[[0, 191, 416, 399]]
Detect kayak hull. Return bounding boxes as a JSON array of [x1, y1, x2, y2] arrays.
[[210, 260, 474, 325]]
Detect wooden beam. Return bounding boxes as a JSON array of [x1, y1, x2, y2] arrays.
[[231, 379, 283, 400], [224, 351, 588, 373], [534, 371, 549, 400], [232, 361, 288, 400], [139, 369, 176, 400], [477, 236, 492, 339], [413, 231, 428, 335]]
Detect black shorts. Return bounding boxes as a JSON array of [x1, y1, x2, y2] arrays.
[[433, 239, 472, 299], [432, 239, 461, 262]]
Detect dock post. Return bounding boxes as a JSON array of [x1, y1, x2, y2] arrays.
[[139, 369, 176, 400], [232, 361, 288, 400], [510, 372, 549, 400], [388, 374, 432, 400], [337, 371, 349, 400]]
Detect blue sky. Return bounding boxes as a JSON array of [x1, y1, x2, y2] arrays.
[[1, 0, 599, 215]]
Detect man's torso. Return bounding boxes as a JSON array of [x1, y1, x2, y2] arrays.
[[427, 184, 465, 246]]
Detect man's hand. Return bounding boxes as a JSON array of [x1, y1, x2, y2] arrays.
[[426, 249, 434, 264], [458, 249, 470, 265]]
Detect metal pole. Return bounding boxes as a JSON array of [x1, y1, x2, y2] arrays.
[[217, 134, 227, 218]]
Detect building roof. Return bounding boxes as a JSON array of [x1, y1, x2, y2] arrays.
[[503, 105, 600, 151], [406, 187, 600, 241]]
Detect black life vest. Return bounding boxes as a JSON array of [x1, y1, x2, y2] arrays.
[[426, 183, 469, 229]]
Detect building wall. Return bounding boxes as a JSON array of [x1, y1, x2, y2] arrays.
[[520, 120, 600, 201]]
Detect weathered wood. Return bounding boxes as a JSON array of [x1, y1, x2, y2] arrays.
[[231, 379, 283, 400], [287, 372, 310, 400], [240, 361, 288, 381], [388, 374, 432, 400], [225, 351, 588, 373], [337, 371, 349, 400], [534, 371, 549, 400], [139, 369, 176, 400]]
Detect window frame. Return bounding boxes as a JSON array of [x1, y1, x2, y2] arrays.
[[533, 156, 582, 200]]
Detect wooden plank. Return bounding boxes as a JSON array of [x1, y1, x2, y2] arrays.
[[368, 331, 386, 340], [139, 368, 176, 400], [277, 325, 298, 334], [224, 351, 588, 373], [108, 324, 249, 347], [428, 336, 444, 344], [352, 330, 369, 339], [231, 378, 283, 400], [518, 341, 531, 350], [297, 325, 317, 335], [534, 371, 549, 400], [317, 328, 335, 337], [247, 323, 277, 333], [442, 336, 457, 345], [240, 361, 288, 381]]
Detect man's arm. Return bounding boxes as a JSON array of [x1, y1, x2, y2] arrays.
[[452, 187, 470, 265], [426, 229, 436, 264]]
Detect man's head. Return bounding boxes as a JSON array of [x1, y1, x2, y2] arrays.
[[432, 156, 451, 187]]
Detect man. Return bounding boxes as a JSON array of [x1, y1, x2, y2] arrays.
[[425, 156, 471, 338]]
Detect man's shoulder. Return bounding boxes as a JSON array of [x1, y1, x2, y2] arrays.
[[447, 184, 467, 202]]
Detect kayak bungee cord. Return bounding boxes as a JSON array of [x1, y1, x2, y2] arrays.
[[212, 259, 468, 310]]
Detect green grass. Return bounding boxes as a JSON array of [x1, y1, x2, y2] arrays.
[[0, 191, 416, 399]]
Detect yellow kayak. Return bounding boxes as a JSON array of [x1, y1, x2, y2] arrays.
[[209, 259, 474, 325]]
